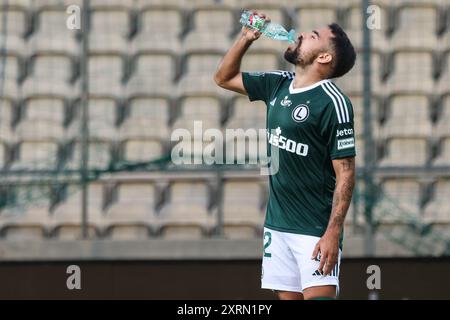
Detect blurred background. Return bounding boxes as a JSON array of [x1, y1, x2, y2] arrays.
[[0, 0, 449, 299]]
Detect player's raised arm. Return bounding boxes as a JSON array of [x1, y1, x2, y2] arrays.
[[213, 12, 269, 95]]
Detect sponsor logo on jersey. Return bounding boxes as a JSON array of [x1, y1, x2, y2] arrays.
[[336, 128, 353, 137], [280, 96, 292, 107], [337, 137, 355, 150], [267, 127, 309, 156], [292, 104, 309, 122], [269, 97, 277, 106]]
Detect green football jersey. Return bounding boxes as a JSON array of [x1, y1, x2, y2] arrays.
[[242, 71, 356, 239]]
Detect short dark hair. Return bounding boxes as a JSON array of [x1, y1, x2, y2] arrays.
[[328, 23, 356, 78]]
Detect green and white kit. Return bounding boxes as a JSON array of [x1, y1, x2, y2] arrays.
[[242, 71, 356, 292]]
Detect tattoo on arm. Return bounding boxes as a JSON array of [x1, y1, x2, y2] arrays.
[[327, 158, 355, 232], [341, 158, 354, 171]]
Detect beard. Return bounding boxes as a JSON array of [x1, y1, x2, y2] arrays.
[[284, 39, 319, 67]]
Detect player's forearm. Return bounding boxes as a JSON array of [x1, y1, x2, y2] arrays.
[[326, 161, 355, 236], [214, 35, 253, 85]]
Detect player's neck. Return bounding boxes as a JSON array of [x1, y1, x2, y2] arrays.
[[292, 66, 327, 90]]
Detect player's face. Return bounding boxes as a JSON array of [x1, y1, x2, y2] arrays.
[[284, 27, 333, 67]]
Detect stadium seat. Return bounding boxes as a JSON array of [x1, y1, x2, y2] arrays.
[[442, 26, 450, 52], [67, 98, 118, 140], [32, 0, 82, 6], [435, 96, 450, 138], [0, 54, 22, 99], [433, 138, 450, 167], [0, 6, 27, 54], [389, 4, 439, 51], [222, 180, 265, 239], [296, 0, 345, 7], [122, 139, 164, 163], [374, 226, 418, 256], [178, 53, 227, 97], [344, 3, 389, 51], [22, 54, 75, 98], [423, 180, 450, 223], [0, 141, 5, 169], [132, 8, 182, 54], [373, 179, 422, 223], [345, 195, 367, 230], [295, 6, 338, 34], [15, 98, 65, 141], [119, 98, 170, 140], [224, 135, 264, 165], [9, 140, 59, 170], [184, 0, 239, 7], [170, 138, 217, 166], [0, 98, 16, 142], [182, 7, 233, 52], [227, 96, 266, 131], [335, 51, 383, 95], [88, 54, 124, 98], [355, 138, 365, 168], [381, 95, 432, 139], [224, 110, 266, 166], [348, 94, 380, 139], [384, 51, 435, 95], [158, 181, 215, 238], [28, 9, 79, 54], [437, 52, 450, 94], [51, 182, 103, 239], [126, 53, 175, 98], [63, 140, 112, 170], [378, 138, 428, 167], [172, 97, 222, 139], [240, 53, 280, 73], [89, 6, 130, 54], [104, 182, 156, 239], [135, 0, 183, 7], [0, 185, 51, 239]]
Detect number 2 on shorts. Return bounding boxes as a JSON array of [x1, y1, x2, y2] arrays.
[[263, 231, 272, 258]]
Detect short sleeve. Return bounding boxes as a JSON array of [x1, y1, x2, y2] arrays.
[[320, 99, 356, 160], [242, 71, 284, 103]]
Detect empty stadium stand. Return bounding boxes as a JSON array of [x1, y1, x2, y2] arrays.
[[0, 0, 449, 257]]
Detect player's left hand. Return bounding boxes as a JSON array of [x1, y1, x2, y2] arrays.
[[311, 231, 340, 276]]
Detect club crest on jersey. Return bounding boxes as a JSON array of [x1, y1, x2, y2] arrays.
[[292, 104, 309, 123], [280, 96, 292, 107]]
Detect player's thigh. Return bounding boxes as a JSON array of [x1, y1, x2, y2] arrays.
[[286, 233, 341, 298], [261, 228, 302, 293]]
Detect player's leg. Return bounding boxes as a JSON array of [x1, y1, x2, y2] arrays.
[[302, 285, 336, 300], [275, 290, 304, 300], [287, 233, 341, 300], [261, 228, 303, 297]]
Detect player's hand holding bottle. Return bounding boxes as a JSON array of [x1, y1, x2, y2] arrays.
[[240, 11, 271, 42]]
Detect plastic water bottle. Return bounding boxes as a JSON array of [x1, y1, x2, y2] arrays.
[[240, 10, 296, 43]]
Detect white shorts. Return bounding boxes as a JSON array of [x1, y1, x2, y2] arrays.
[[261, 227, 341, 293]]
